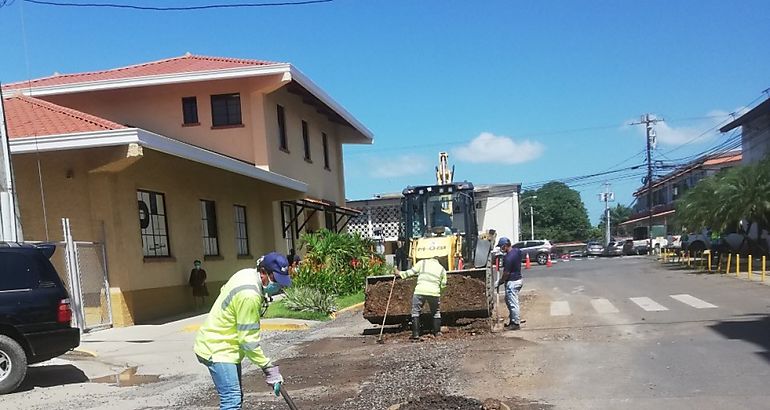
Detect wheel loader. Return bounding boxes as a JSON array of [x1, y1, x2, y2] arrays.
[[363, 179, 496, 326]]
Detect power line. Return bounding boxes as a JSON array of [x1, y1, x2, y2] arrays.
[[16, 0, 332, 10]]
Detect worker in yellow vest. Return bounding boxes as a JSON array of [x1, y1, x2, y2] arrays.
[[395, 257, 447, 340], [194, 252, 289, 409]]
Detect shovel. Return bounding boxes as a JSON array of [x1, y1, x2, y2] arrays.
[[277, 383, 299, 410], [377, 275, 398, 344]]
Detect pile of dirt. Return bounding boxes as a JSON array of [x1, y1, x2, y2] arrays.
[[365, 275, 488, 318], [391, 394, 508, 410]]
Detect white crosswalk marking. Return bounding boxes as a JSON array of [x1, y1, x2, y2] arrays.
[[551, 301, 571, 316], [591, 298, 619, 314], [629, 297, 669, 312], [670, 294, 718, 309]]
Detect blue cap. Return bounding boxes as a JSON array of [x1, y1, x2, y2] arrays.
[[261, 252, 291, 287], [497, 237, 511, 247]]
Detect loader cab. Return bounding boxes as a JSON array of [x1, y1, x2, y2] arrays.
[[401, 182, 478, 268]]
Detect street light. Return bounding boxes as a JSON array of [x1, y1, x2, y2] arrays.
[[521, 196, 538, 241]]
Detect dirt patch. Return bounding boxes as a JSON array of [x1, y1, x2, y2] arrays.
[[396, 394, 484, 409], [365, 275, 488, 320]]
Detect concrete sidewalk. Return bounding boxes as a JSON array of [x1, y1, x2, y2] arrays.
[[71, 313, 324, 379]]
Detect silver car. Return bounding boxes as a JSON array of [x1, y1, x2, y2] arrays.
[[512, 240, 553, 265], [586, 241, 604, 256]]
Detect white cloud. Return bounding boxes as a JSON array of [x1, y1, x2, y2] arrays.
[[369, 154, 429, 178], [452, 132, 545, 165]]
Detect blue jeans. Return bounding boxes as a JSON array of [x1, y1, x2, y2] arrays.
[[197, 355, 243, 410], [505, 279, 523, 325]]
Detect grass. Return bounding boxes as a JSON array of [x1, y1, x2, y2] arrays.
[[262, 291, 365, 322]]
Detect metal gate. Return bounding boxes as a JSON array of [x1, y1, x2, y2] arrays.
[[58, 218, 113, 332]]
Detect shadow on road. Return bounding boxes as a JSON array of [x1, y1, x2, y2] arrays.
[[16, 364, 89, 392], [710, 314, 770, 362]]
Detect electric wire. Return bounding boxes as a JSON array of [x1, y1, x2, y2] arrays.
[[17, 0, 332, 10]]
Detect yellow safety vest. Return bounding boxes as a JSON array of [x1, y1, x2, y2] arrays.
[[399, 259, 447, 297], [193, 268, 272, 367]]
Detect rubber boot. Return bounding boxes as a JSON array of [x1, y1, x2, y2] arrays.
[[410, 318, 421, 340], [432, 317, 442, 336]]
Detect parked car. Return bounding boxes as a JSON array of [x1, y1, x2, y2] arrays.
[[602, 241, 624, 257], [568, 248, 586, 258], [586, 242, 604, 257], [512, 240, 553, 265], [0, 243, 80, 394]]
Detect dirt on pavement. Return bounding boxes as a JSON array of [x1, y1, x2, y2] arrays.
[[365, 275, 488, 319]]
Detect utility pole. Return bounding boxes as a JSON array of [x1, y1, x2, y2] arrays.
[[631, 114, 662, 246], [599, 183, 614, 246], [0, 85, 22, 242]]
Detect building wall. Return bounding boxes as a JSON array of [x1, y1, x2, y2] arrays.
[[13, 146, 302, 325], [479, 193, 520, 243], [41, 76, 284, 167], [42, 79, 355, 208], [262, 87, 348, 205], [742, 116, 770, 164]]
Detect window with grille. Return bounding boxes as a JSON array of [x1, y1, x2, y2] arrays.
[[210, 93, 242, 127], [137, 190, 170, 257], [322, 132, 330, 170], [277, 105, 288, 151], [302, 120, 311, 161], [200, 200, 219, 256], [182, 96, 199, 125], [234, 205, 249, 256]]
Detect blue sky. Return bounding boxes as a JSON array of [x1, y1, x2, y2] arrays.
[[1, 0, 769, 224]]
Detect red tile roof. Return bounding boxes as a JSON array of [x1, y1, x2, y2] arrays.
[[3, 95, 126, 139], [3, 54, 280, 91]]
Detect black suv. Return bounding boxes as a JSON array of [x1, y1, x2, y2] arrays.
[[0, 243, 80, 394]]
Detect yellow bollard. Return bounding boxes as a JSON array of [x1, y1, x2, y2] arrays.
[[748, 255, 753, 281], [726, 253, 732, 275], [736, 254, 741, 277], [687, 251, 691, 268], [707, 250, 712, 272], [763, 256, 767, 282]]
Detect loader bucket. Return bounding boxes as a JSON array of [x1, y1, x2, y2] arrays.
[[363, 268, 493, 326]]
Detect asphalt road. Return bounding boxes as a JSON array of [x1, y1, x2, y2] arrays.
[[512, 255, 770, 409]]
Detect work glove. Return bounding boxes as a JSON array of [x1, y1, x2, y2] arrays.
[[263, 365, 283, 396]]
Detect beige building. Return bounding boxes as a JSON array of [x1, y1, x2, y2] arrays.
[[2, 54, 372, 327]]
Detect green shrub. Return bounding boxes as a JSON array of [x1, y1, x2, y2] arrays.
[[293, 229, 393, 295], [282, 287, 338, 314]]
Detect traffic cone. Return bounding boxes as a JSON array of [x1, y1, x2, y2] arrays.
[[525, 254, 531, 269], [547, 254, 553, 268]]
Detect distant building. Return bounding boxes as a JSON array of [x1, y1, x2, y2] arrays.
[[720, 97, 770, 164], [620, 151, 742, 233]]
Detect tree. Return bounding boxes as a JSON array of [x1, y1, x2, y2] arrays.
[[677, 157, 770, 254], [522, 182, 592, 242], [598, 204, 633, 238]]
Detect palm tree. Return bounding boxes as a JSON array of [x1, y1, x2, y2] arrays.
[[715, 159, 770, 254], [677, 158, 770, 255]]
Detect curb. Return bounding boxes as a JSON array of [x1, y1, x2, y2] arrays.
[[331, 301, 364, 319], [68, 348, 99, 358]]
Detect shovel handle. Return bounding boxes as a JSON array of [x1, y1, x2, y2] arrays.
[[279, 384, 299, 410]]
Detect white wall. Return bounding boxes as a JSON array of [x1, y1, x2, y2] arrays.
[[742, 116, 770, 164], [480, 192, 520, 243]]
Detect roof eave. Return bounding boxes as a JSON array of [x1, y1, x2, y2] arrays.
[[288, 66, 374, 143], [4, 63, 293, 98], [8, 128, 307, 192]]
